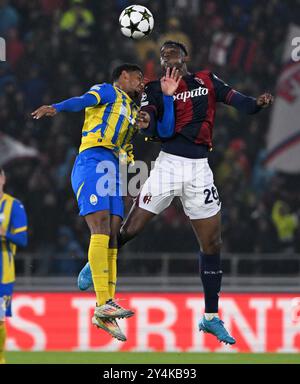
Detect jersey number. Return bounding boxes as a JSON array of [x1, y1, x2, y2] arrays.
[[204, 186, 219, 204]]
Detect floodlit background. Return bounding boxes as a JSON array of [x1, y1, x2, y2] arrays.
[[0, 0, 300, 357]]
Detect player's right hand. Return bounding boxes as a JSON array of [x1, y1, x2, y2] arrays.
[[31, 105, 57, 119], [137, 111, 150, 129], [256, 93, 274, 108], [160, 67, 182, 96]]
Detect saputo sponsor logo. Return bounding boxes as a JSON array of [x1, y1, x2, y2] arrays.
[[173, 86, 208, 102]]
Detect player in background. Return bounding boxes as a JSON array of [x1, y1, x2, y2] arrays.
[[0, 167, 28, 364], [78, 41, 273, 345], [32, 64, 145, 342]]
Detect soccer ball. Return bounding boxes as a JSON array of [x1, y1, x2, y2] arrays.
[[119, 5, 154, 40]]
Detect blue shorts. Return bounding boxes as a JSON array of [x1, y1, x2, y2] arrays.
[[71, 147, 124, 218], [0, 282, 14, 318]]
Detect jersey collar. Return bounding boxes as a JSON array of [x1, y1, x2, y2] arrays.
[[0, 193, 7, 209], [0, 193, 5, 204], [115, 86, 138, 106]]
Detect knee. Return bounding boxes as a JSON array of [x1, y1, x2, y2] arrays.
[[121, 220, 139, 241], [119, 221, 139, 248], [88, 215, 110, 236], [202, 236, 222, 255]]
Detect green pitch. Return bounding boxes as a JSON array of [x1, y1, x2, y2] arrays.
[[5, 352, 300, 364]]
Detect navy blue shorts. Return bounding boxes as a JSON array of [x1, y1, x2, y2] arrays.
[[71, 147, 124, 219]]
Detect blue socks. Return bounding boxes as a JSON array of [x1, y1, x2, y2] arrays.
[[199, 252, 222, 313]]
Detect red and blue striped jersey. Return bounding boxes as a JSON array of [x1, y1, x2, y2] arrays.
[[142, 71, 235, 157]]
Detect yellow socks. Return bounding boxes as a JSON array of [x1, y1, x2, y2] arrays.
[[108, 248, 118, 298], [0, 322, 6, 363], [88, 234, 110, 306]]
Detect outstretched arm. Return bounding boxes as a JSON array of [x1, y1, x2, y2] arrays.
[[31, 93, 98, 120], [227, 90, 274, 114], [31, 83, 117, 120], [212, 73, 274, 114]]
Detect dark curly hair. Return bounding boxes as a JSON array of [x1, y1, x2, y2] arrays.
[[160, 40, 188, 56]]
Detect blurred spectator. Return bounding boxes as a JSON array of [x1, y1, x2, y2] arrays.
[[271, 201, 299, 252], [60, 0, 94, 39], [254, 217, 278, 253], [251, 150, 276, 195], [0, 0, 19, 37], [22, 65, 47, 110], [135, 38, 158, 63], [228, 138, 251, 178], [6, 28, 24, 69], [158, 17, 192, 56], [251, 202, 278, 253], [143, 51, 159, 83], [54, 226, 85, 275], [0, 64, 15, 95], [41, 0, 65, 15]]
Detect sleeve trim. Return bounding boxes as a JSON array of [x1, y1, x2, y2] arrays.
[[225, 89, 235, 104], [87, 91, 101, 104], [13, 226, 28, 234]]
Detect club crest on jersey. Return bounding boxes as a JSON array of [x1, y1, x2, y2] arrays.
[[174, 86, 208, 102], [141, 92, 149, 107], [90, 194, 98, 205], [194, 77, 205, 85], [143, 193, 152, 204]]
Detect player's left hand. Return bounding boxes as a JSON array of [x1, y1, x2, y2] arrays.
[[31, 105, 57, 119], [256, 93, 274, 108], [137, 111, 150, 129]]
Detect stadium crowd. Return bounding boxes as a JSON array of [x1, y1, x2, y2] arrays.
[[1, 0, 300, 275]]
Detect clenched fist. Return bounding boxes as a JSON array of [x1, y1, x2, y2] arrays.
[[256, 93, 274, 108]]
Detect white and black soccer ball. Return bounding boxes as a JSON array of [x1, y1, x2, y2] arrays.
[[119, 5, 154, 40]]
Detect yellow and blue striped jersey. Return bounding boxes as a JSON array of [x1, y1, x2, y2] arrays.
[[80, 83, 140, 160], [0, 193, 28, 285]]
